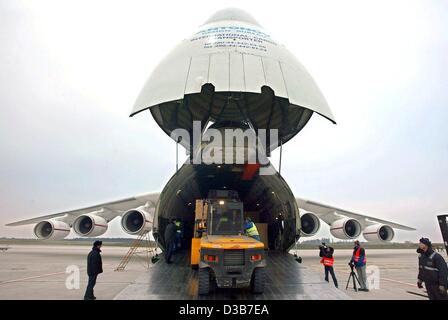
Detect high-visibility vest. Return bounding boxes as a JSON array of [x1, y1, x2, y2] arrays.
[[245, 223, 259, 237], [320, 257, 334, 267], [354, 247, 366, 264], [419, 251, 440, 272]]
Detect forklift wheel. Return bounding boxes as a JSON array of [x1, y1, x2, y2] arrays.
[[198, 268, 210, 295], [251, 267, 266, 294]]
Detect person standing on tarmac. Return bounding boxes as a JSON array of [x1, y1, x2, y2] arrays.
[[319, 242, 338, 288], [274, 213, 285, 250], [174, 219, 182, 251], [244, 218, 261, 241], [350, 240, 369, 292], [417, 237, 448, 300], [164, 218, 177, 264], [84, 240, 103, 300]]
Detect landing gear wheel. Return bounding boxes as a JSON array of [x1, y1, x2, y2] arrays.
[[251, 267, 266, 294], [198, 268, 211, 295]]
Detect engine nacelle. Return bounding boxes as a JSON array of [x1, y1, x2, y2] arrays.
[[300, 212, 321, 237], [363, 224, 394, 242], [73, 214, 108, 237], [330, 218, 362, 239], [34, 220, 71, 240], [121, 206, 154, 235]]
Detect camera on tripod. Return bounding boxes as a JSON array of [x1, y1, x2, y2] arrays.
[[319, 242, 327, 250], [346, 261, 361, 291]]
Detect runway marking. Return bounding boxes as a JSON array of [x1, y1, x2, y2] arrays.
[[0, 271, 68, 285], [377, 277, 417, 287], [0, 264, 111, 286], [310, 264, 418, 288], [335, 269, 417, 287]]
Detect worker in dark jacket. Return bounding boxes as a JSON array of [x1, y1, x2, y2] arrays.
[[164, 218, 177, 264], [84, 240, 103, 300], [417, 237, 448, 300], [319, 243, 338, 288]]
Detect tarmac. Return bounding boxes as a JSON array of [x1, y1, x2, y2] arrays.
[[0, 245, 431, 300], [295, 249, 428, 300], [114, 250, 350, 300], [0, 245, 146, 300]]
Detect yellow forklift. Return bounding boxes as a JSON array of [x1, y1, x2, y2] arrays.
[[191, 190, 266, 295]]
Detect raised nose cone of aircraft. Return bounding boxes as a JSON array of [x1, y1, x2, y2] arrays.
[[131, 8, 336, 150]]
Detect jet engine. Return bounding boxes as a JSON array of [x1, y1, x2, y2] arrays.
[[121, 206, 154, 235], [330, 218, 362, 239], [73, 213, 108, 237], [300, 213, 321, 237], [362, 224, 394, 242], [34, 220, 71, 240]]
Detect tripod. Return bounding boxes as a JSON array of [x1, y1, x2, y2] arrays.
[[345, 264, 361, 291]]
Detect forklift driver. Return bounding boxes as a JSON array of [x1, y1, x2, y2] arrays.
[[216, 211, 233, 233]]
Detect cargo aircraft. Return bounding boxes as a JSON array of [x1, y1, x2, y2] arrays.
[[6, 8, 414, 252]]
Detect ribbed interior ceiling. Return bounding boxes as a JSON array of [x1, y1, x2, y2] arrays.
[[150, 85, 313, 150]]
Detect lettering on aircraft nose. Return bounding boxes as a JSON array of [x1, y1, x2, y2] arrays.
[[191, 25, 276, 52]]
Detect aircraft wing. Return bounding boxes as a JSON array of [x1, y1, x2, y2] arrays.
[[5, 192, 160, 226], [296, 197, 415, 231]]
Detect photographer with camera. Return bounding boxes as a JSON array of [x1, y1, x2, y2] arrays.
[[350, 240, 369, 292], [319, 242, 338, 288]]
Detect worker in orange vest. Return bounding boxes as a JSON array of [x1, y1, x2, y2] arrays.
[[350, 240, 368, 291], [319, 242, 338, 288]]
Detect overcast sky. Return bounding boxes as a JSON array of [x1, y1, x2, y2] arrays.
[[0, 0, 447, 242]]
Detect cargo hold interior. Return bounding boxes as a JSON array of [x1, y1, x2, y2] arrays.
[[155, 163, 299, 251]]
